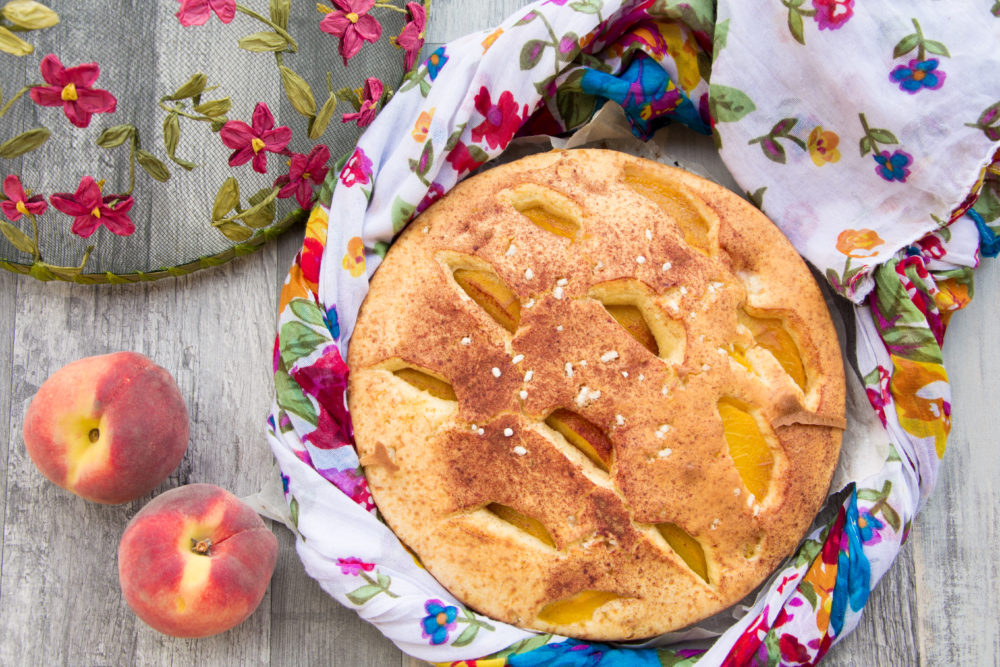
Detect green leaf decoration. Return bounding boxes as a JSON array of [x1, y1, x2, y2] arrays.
[[451, 623, 480, 648], [212, 177, 241, 220], [520, 38, 548, 71], [408, 139, 434, 184], [240, 188, 276, 228], [162, 114, 180, 154], [787, 7, 805, 45], [793, 537, 822, 568], [892, 33, 919, 59], [467, 144, 489, 163], [799, 580, 818, 608], [714, 17, 730, 56], [274, 363, 318, 426], [390, 196, 416, 233], [373, 241, 389, 259], [135, 149, 171, 182], [289, 298, 327, 328], [490, 634, 553, 660], [0, 126, 49, 158], [869, 128, 898, 145], [2, 1, 59, 29], [748, 186, 766, 208], [376, 571, 390, 589], [279, 65, 317, 118], [0, 220, 35, 254], [708, 84, 756, 123], [309, 91, 337, 139], [280, 320, 331, 360], [289, 496, 299, 525], [556, 71, 597, 130], [238, 31, 289, 53], [569, 0, 601, 13], [923, 39, 950, 57], [28, 261, 55, 281], [880, 503, 902, 532], [0, 25, 33, 56], [216, 221, 252, 241], [193, 97, 231, 118], [859, 135, 873, 157], [345, 584, 383, 606], [97, 124, 135, 149], [513, 9, 537, 26], [165, 73, 208, 101], [269, 0, 290, 29]]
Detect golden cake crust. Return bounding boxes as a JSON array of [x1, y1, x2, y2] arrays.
[[347, 149, 845, 640]]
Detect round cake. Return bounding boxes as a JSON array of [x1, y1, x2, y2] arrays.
[[347, 149, 845, 640]]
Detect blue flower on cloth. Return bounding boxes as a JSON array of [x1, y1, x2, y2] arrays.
[[890, 58, 946, 94], [508, 639, 660, 666], [421, 599, 458, 645], [873, 149, 913, 182], [830, 491, 872, 635], [580, 53, 708, 140], [857, 508, 884, 545], [426, 46, 448, 80]]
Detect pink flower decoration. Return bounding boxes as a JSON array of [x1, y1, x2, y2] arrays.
[[175, 0, 236, 26], [339, 147, 373, 187], [29, 54, 117, 129], [50, 176, 135, 238], [320, 0, 382, 66], [471, 87, 527, 150], [342, 77, 384, 128], [336, 557, 376, 576], [812, 0, 853, 30], [275, 145, 331, 209], [395, 2, 426, 71], [220, 102, 292, 174], [1, 175, 47, 221]]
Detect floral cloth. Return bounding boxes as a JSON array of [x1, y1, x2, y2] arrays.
[[267, 0, 999, 665], [0, 1, 423, 282]]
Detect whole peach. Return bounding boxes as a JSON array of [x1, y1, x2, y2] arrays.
[[118, 483, 279, 637], [22, 352, 189, 504]]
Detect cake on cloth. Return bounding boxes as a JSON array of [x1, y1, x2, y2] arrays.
[[347, 149, 846, 641]]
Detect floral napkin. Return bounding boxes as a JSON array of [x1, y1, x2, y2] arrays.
[[266, 0, 1000, 665]]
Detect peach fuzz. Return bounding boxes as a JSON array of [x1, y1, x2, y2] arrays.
[[22, 352, 189, 504], [118, 483, 278, 638]]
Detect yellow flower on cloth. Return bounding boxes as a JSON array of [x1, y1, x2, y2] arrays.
[[412, 108, 435, 142], [836, 228, 884, 258], [808, 126, 841, 166], [342, 236, 366, 277], [279, 206, 329, 313], [889, 355, 950, 458]]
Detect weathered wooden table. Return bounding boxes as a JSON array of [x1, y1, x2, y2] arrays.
[[0, 2, 996, 664]]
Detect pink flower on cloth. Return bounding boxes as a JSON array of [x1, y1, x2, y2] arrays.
[[336, 557, 375, 576], [471, 87, 528, 150], [1, 175, 47, 221], [275, 145, 331, 209], [339, 147, 373, 187], [395, 2, 426, 71], [342, 77, 384, 128], [220, 102, 292, 174], [319, 0, 383, 66], [50, 176, 134, 238], [812, 0, 853, 30], [175, 0, 236, 26], [29, 55, 117, 129]]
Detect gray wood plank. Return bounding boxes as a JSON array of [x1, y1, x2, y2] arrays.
[[0, 248, 280, 666], [914, 257, 1000, 667], [0, 270, 17, 609]]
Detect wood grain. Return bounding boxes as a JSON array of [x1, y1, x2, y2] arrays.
[[0, 0, 997, 665]]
